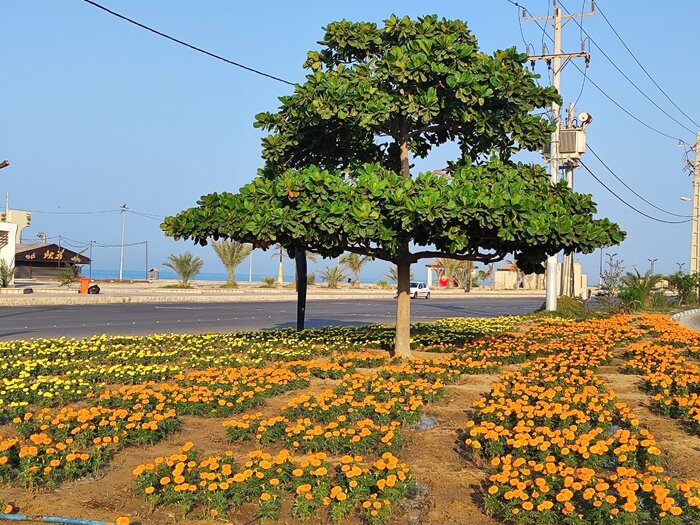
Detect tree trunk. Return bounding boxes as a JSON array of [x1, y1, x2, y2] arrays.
[[394, 256, 412, 358], [399, 122, 410, 179], [295, 249, 307, 331]]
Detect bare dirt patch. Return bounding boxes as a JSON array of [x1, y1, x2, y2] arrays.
[[398, 373, 502, 525], [0, 371, 504, 525], [599, 371, 700, 480]]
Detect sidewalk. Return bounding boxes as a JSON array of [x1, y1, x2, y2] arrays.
[[0, 279, 546, 306]]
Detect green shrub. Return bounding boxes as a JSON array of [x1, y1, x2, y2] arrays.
[[260, 277, 276, 288]]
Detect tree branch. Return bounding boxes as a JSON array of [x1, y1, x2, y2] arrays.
[[408, 123, 451, 138], [345, 245, 391, 261], [408, 251, 506, 264]]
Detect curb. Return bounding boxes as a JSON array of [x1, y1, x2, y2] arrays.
[[670, 308, 700, 321], [0, 292, 546, 307]]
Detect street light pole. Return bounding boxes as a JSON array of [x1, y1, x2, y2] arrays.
[[119, 204, 127, 281], [647, 258, 658, 274]]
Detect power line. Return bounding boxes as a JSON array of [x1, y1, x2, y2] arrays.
[[505, 0, 687, 142], [579, 158, 691, 224], [28, 208, 120, 215], [82, 0, 294, 86], [587, 144, 691, 218], [558, 0, 695, 135], [570, 62, 684, 142], [596, 0, 700, 129], [127, 209, 166, 221], [573, 42, 589, 107]]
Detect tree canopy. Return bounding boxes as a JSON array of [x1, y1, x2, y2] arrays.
[[162, 14, 625, 356], [255, 15, 560, 178], [163, 159, 623, 273]]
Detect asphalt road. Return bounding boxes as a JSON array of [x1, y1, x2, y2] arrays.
[[0, 297, 544, 341]]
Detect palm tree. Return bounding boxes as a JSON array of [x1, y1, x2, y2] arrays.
[[477, 270, 489, 288], [163, 251, 204, 287], [321, 265, 347, 288], [211, 240, 252, 287], [339, 253, 371, 286], [386, 265, 414, 284], [434, 258, 472, 289], [619, 269, 663, 310]]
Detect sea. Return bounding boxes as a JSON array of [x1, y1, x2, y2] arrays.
[[86, 269, 297, 282]]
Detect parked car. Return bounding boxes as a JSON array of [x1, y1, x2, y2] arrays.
[[409, 281, 431, 299]]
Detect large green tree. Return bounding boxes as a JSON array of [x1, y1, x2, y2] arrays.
[[162, 15, 624, 356]]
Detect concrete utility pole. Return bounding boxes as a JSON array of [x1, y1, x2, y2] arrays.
[[691, 131, 700, 274], [119, 204, 128, 281], [277, 246, 284, 285], [561, 103, 577, 297], [524, 1, 593, 310]]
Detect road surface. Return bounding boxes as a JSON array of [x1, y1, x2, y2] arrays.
[[0, 297, 544, 340]]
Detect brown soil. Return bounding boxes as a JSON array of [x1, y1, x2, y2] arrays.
[[398, 374, 502, 525], [598, 370, 700, 480], [0, 370, 502, 525], [4, 357, 700, 525]]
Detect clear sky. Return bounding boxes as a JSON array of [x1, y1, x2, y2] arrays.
[[1, 1, 696, 282]]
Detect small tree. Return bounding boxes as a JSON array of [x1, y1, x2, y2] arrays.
[[163, 15, 624, 356], [339, 253, 371, 286], [599, 255, 625, 309], [387, 266, 414, 284], [670, 271, 700, 306], [58, 264, 80, 287], [163, 252, 204, 288], [211, 240, 252, 287], [619, 269, 663, 311], [321, 266, 346, 288], [0, 259, 17, 288]]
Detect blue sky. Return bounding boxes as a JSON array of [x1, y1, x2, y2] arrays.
[[1, 1, 696, 282]]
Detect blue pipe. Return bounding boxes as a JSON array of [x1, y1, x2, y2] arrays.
[[0, 513, 113, 525]]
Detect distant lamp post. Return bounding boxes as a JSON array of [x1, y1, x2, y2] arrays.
[[677, 262, 686, 272], [681, 195, 698, 274], [647, 258, 658, 274]]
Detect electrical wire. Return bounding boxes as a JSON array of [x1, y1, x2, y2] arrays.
[[505, 0, 688, 142], [596, 0, 700, 129], [127, 209, 166, 221], [515, 4, 534, 54], [587, 144, 692, 218], [27, 209, 120, 215], [579, 159, 691, 224], [82, 0, 294, 86], [558, 0, 696, 135], [541, 0, 551, 52], [573, 41, 588, 107], [94, 241, 148, 248], [570, 62, 684, 141]]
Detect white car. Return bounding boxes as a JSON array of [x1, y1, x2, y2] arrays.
[[409, 281, 431, 299]]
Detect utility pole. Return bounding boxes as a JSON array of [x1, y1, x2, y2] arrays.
[[119, 204, 128, 281], [647, 258, 658, 274], [277, 246, 284, 285], [89, 240, 93, 280], [524, 1, 593, 309], [691, 131, 700, 274], [561, 103, 577, 297]]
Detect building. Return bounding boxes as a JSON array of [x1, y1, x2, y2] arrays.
[[15, 243, 90, 279], [0, 222, 18, 286]]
